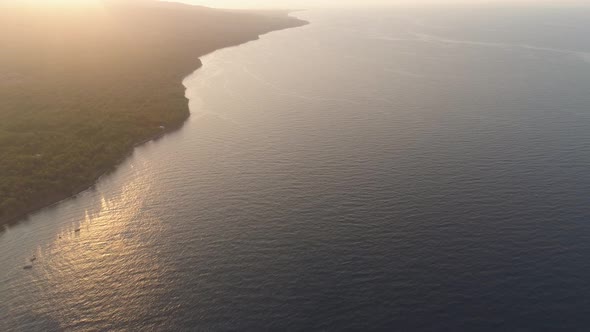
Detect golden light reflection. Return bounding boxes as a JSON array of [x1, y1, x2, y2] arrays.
[[27, 169, 173, 328]]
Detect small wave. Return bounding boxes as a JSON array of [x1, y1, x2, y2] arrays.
[[372, 32, 590, 64]]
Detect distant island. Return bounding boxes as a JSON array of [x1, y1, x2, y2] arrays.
[[0, 0, 307, 227]]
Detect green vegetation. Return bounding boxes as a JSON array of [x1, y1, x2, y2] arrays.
[[0, 1, 306, 226]]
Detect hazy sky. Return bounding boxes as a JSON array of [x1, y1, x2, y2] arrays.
[[175, 0, 590, 9], [5, 0, 589, 9]]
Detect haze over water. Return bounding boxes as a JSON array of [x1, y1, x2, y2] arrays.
[[2, 7, 590, 330]]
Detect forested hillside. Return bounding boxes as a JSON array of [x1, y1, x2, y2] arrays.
[[0, 0, 306, 226]]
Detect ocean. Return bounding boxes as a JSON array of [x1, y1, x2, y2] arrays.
[[2, 6, 590, 330]]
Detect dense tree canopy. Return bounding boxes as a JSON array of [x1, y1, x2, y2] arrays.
[[0, 1, 305, 225]]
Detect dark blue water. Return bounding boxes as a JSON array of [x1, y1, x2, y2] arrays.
[[2, 6, 590, 331]]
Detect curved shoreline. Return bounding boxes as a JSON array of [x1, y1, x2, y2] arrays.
[[0, 17, 308, 231]]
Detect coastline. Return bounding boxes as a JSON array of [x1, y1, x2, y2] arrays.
[[0, 13, 308, 230], [0, 112, 189, 230]]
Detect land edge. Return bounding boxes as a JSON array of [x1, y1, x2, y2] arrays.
[[1, 16, 309, 231]]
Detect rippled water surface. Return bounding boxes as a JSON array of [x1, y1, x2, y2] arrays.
[[2, 7, 590, 331]]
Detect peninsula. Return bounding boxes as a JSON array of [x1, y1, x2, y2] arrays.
[[0, 0, 307, 227]]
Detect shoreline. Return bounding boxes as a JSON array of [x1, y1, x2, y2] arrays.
[[0, 108, 190, 231], [0, 16, 308, 231]]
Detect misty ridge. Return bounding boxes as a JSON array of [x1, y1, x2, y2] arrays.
[[0, 0, 307, 226]]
